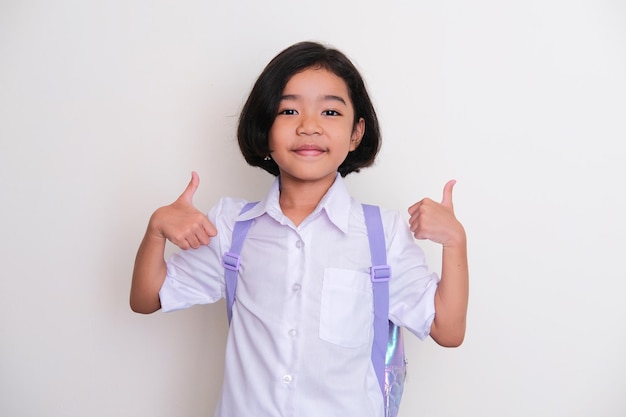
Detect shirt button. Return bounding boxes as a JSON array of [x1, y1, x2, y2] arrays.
[[282, 374, 293, 384], [288, 329, 298, 338], [292, 283, 301, 292], [295, 240, 303, 249]]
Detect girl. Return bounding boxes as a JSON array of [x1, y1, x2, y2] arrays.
[[130, 41, 468, 417]]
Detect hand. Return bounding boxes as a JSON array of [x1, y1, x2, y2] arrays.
[[149, 171, 218, 250], [408, 180, 465, 247]]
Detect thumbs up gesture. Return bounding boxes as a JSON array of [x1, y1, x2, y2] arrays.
[[408, 180, 465, 247], [149, 171, 218, 250]]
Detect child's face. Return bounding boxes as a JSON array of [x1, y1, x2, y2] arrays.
[[268, 67, 364, 187]]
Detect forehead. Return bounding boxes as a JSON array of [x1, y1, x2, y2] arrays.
[[282, 67, 350, 101]]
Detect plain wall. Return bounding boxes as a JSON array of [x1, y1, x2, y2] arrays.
[[1, 1, 625, 416]]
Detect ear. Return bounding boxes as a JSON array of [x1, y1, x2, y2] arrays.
[[350, 117, 365, 151]]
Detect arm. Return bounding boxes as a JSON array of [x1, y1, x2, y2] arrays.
[[130, 172, 217, 314], [408, 180, 469, 347], [130, 225, 167, 314]]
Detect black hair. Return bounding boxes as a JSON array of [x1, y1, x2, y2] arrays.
[[237, 41, 381, 177]]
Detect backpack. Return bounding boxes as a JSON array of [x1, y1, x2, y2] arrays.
[[222, 203, 407, 417]]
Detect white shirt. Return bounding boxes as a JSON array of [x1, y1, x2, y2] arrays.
[[160, 174, 439, 417]]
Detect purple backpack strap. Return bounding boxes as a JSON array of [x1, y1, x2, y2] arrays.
[[222, 202, 258, 324], [362, 204, 392, 396]]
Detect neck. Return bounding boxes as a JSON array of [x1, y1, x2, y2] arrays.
[[278, 173, 336, 226]]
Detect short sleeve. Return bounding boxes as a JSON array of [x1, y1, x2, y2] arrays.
[[384, 209, 439, 340], [158, 197, 247, 312]]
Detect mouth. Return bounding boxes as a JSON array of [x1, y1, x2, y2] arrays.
[[293, 144, 325, 157]]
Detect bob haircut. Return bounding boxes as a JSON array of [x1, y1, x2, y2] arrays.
[[237, 41, 381, 177]]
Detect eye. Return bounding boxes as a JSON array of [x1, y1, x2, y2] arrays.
[[322, 110, 341, 116], [278, 109, 298, 115]]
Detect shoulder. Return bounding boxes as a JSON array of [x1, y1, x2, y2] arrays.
[[356, 202, 413, 247], [208, 197, 249, 218], [357, 202, 404, 229], [207, 197, 250, 238]]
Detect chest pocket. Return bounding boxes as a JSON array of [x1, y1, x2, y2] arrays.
[[319, 268, 373, 348]]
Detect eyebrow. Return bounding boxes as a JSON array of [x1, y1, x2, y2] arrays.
[[280, 94, 347, 106]]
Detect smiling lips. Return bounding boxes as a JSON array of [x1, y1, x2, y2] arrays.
[[293, 144, 325, 157]]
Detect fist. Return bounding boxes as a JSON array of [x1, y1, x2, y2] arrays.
[[408, 180, 465, 247], [150, 171, 218, 250]]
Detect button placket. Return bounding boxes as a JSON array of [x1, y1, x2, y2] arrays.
[[281, 229, 304, 393]]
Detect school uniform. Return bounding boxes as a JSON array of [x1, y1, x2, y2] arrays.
[[160, 173, 439, 417]]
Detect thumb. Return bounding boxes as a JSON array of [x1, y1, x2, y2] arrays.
[[178, 171, 200, 204], [441, 179, 456, 209]]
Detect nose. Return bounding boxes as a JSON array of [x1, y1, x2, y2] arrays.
[[296, 114, 322, 136]]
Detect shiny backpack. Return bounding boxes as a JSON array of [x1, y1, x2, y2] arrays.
[[222, 203, 407, 417]]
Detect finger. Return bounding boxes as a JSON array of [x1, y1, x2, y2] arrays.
[[191, 221, 214, 246], [171, 237, 190, 251], [187, 217, 216, 246], [408, 200, 422, 215], [202, 220, 218, 238], [408, 210, 421, 234], [178, 171, 200, 204], [185, 225, 206, 249], [441, 179, 456, 209], [186, 235, 201, 250]]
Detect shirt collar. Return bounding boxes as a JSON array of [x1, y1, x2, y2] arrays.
[[237, 173, 352, 234]]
